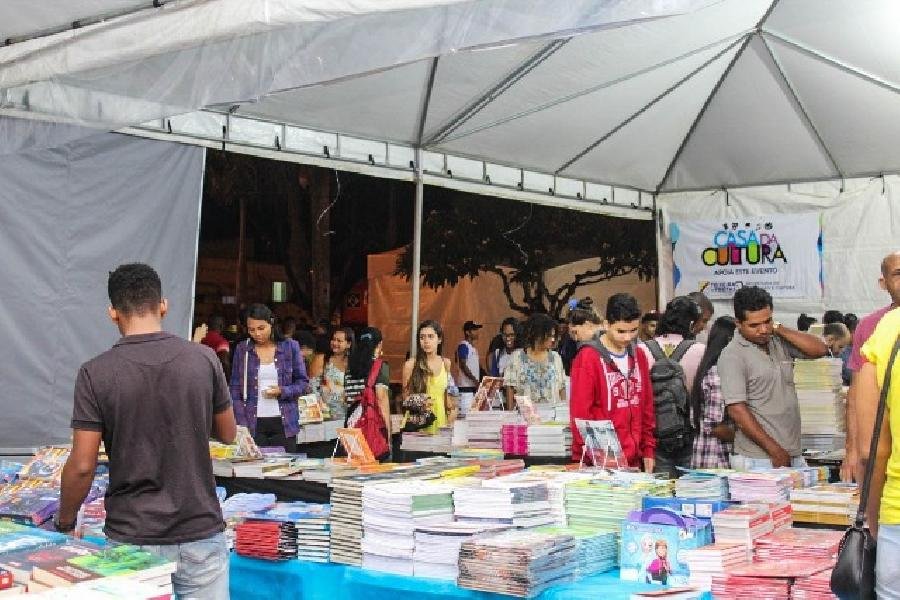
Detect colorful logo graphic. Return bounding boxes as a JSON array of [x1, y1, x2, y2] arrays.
[[701, 222, 787, 267]]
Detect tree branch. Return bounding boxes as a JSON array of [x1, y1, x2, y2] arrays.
[[485, 267, 530, 315]]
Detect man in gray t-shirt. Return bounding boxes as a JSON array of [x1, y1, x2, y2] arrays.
[[719, 286, 827, 468]]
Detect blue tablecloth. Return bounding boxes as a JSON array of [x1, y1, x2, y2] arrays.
[[230, 555, 660, 600]]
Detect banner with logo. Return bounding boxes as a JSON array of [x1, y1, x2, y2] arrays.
[[671, 214, 823, 300]]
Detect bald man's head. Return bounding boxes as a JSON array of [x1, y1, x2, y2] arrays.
[[882, 252, 900, 276], [880, 252, 900, 305]]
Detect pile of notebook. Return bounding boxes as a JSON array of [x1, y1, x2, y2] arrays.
[[470, 459, 525, 479], [710, 560, 833, 600], [235, 520, 298, 560], [792, 568, 839, 600], [565, 474, 673, 531], [711, 504, 773, 554], [790, 484, 859, 526], [795, 358, 846, 452], [401, 428, 453, 453], [454, 476, 553, 527], [252, 502, 331, 563], [537, 526, 619, 576], [753, 528, 843, 562], [329, 476, 366, 565], [360, 480, 455, 575], [412, 522, 508, 580], [727, 471, 793, 502], [465, 411, 522, 449], [681, 543, 749, 591], [457, 529, 577, 597], [675, 471, 730, 501], [518, 470, 593, 526], [501, 424, 529, 455], [526, 424, 572, 457]]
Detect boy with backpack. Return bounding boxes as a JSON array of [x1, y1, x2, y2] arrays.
[[640, 296, 707, 479], [569, 293, 656, 471]]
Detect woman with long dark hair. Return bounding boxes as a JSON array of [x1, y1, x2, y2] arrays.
[[690, 316, 737, 469], [344, 327, 391, 459], [504, 313, 566, 408], [230, 303, 309, 452], [402, 320, 456, 434], [319, 327, 355, 421]]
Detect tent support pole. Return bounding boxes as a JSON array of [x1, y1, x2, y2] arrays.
[[410, 147, 424, 355]]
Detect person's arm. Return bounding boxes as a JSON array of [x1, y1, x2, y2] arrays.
[[554, 352, 566, 404], [568, 355, 594, 461], [727, 403, 790, 466], [229, 343, 248, 426], [637, 356, 656, 473], [402, 359, 414, 399], [503, 352, 519, 410], [281, 341, 310, 398], [57, 429, 102, 531], [457, 344, 478, 383], [444, 358, 458, 423], [842, 375, 859, 482], [775, 324, 828, 358], [309, 353, 325, 381], [703, 371, 735, 442], [855, 361, 890, 536]]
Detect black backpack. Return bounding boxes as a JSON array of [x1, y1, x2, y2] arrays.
[[644, 339, 694, 454]]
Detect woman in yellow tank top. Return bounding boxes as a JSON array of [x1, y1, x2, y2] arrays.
[[403, 320, 457, 434]]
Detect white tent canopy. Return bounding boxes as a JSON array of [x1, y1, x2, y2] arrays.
[[4, 0, 900, 196]]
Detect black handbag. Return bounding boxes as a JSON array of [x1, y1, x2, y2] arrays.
[[831, 337, 900, 600]]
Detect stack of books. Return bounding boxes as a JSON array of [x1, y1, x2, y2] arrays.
[[501, 424, 529, 455], [466, 411, 522, 449], [360, 480, 455, 575], [401, 428, 453, 453], [329, 476, 366, 566], [537, 526, 618, 576], [235, 520, 298, 560], [254, 502, 331, 563], [790, 484, 859, 526], [0, 520, 66, 556], [680, 543, 749, 591], [412, 522, 509, 580], [675, 471, 730, 501], [454, 477, 553, 527], [526, 424, 572, 457], [792, 568, 839, 600], [711, 504, 773, 555], [0, 483, 60, 526], [76, 496, 106, 539], [517, 470, 593, 526], [767, 500, 794, 531], [457, 530, 577, 597], [753, 528, 843, 562], [794, 358, 846, 452], [711, 560, 833, 600], [727, 472, 793, 503], [565, 474, 672, 531], [470, 459, 525, 479]]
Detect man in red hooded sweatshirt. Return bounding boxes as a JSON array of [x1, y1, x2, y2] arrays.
[[569, 293, 656, 471]]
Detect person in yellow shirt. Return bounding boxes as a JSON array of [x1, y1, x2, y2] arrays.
[[857, 306, 900, 598]]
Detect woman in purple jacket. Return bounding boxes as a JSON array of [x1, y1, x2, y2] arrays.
[[230, 303, 309, 452]]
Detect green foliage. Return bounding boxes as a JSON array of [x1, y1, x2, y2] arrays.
[[396, 192, 656, 318]]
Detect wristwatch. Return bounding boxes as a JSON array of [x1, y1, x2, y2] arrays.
[[53, 515, 76, 534]]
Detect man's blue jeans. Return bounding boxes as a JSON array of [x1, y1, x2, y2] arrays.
[[877, 524, 900, 599], [140, 532, 229, 600]]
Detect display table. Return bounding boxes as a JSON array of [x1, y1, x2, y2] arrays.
[[398, 450, 572, 468], [215, 477, 331, 503], [229, 555, 660, 600]]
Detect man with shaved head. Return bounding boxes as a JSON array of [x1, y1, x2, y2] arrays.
[[844, 251, 900, 481]]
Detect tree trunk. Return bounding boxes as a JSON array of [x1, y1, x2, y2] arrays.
[[310, 170, 332, 322]]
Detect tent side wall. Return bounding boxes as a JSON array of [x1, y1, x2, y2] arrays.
[[0, 133, 204, 450], [656, 176, 900, 325]]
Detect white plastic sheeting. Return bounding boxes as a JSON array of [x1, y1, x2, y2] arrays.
[[657, 176, 900, 326], [4, 0, 900, 192], [0, 133, 204, 449]]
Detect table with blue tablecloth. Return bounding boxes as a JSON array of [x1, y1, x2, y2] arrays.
[[230, 554, 660, 600]]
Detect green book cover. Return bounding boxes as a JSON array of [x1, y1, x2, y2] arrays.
[[68, 544, 171, 577]]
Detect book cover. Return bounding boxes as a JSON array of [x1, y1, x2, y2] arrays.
[[0, 539, 101, 581], [67, 544, 175, 579], [31, 561, 100, 587]]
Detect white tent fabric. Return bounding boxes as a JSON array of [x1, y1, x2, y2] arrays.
[[3, 0, 900, 193]]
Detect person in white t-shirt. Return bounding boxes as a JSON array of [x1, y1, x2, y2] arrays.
[[456, 321, 483, 415]]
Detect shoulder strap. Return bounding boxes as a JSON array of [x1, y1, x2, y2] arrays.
[[366, 358, 384, 388], [644, 339, 666, 360], [669, 340, 695, 363], [856, 336, 900, 526], [242, 341, 249, 402]]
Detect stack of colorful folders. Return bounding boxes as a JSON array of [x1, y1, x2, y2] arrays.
[[681, 543, 749, 591], [454, 476, 553, 528], [501, 424, 529, 455], [361, 480, 455, 575], [457, 529, 577, 597], [234, 520, 298, 560], [565, 473, 673, 531], [412, 522, 509, 580]]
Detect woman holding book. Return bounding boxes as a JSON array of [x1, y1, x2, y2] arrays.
[[319, 327, 355, 421], [344, 327, 391, 459], [403, 320, 457, 434], [504, 313, 566, 408], [230, 303, 309, 453]]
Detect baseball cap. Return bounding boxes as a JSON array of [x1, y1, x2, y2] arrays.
[[463, 320, 483, 331]]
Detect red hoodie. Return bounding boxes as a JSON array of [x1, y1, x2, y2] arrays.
[[569, 342, 656, 467]]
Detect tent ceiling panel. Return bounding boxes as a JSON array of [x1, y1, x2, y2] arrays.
[[766, 0, 900, 88], [237, 61, 429, 145], [661, 35, 838, 192], [770, 36, 900, 176], [0, 0, 149, 42], [561, 43, 742, 191], [433, 38, 740, 186], [440, 0, 770, 142]]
